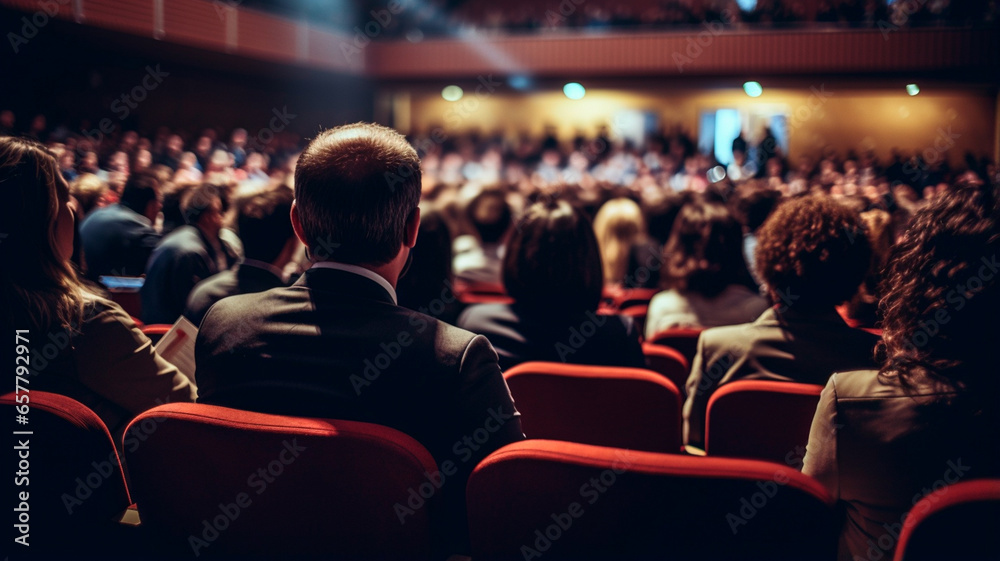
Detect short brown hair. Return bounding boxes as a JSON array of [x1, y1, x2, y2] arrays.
[[294, 123, 420, 265], [755, 195, 871, 311]]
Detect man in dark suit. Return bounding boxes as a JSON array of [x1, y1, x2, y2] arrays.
[[78, 170, 162, 281], [684, 196, 879, 448], [195, 123, 523, 553], [141, 183, 238, 324], [183, 185, 297, 327]]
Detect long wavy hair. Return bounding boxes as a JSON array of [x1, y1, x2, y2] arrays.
[[0, 137, 89, 333], [877, 183, 1000, 393]]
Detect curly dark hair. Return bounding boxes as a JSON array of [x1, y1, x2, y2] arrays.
[[878, 184, 1000, 391], [755, 195, 871, 311]]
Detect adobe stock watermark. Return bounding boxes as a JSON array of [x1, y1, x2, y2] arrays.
[[393, 405, 517, 524], [7, 0, 71, 54], [673, 9, 738, 73], [519, 449, 636, 560], [878, 0, 929, 39], [188, 439, 308, 557], [339, 0, 414, 68], [83, 65, 170, 144]]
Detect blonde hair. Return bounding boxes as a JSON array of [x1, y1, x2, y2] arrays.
[[592, 198, 645, 286], [70, 173, 108, 216]]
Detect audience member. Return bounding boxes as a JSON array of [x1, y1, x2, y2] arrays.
[[645, 198, 767, 336], [459, 199, 645, 370], [396, 206, 464, 325], [194, 123, 523, 554], [141, 183, 239, 323], [593, 197, 646, 287], [803, 183, 1000, 561], [78, 169, 163, 281], [453, 188, 512, 285], [683, 195, 879, 448], [0, 137, 195, 435], [183, 184, 297, 326]]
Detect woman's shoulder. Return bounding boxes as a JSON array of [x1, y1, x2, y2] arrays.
[[828, 369, 956, 401], [79, 292, 143, 334]]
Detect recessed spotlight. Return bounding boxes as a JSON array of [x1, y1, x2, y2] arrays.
[[563, 82, 586, 100], [743, 81, 763, 98], [906, 83, 920, 96], [441, 85, 463, 102]]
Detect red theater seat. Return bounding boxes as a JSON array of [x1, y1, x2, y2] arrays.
[[612, 288, 659, 310], [455, 281, 514, 305], [503, 362, 682, 453], [123, 403, 440, 559], [467, 440, 837, 561], [620, 304, 649, 338], [642, 343, 690, 394], [139, 324, 172, 345], [647, 327, 703, 367], [893, 479, 1000, 561], [704, 380, 824, 464], [1, 391, 132, 558]]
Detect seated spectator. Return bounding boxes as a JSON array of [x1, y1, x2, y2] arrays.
[[733, 185, 782, 288], [159, 181, 193, 237], [842, 208, 893, 327], [141, 183, 239, 323], [78, 169, 163, 281], [173, 152, 203, 183], [645, 198, 767, 337], [58, 150, 77, 181], [194, 123, 522, 554], [683, 195, 879, 448], [622, 193, 685, 289], [183, 184, 297, 327], [69, 173, 109, 219], [396, 206, 464, 325], [453, 188, 512, 285], [803, 184, 1000, 561], [0, 137, 195, 435], [593, 197, 646, 288], [458, 199, 645, 371]]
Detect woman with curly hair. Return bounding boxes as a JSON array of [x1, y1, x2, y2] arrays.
[[0, 137, 195, 436], [803, 184, 1000, 561], [682, 195, 879, 448]]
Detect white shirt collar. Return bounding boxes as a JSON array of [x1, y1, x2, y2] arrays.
[[309, 261, 397, 304]]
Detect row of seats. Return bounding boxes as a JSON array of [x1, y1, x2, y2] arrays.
[[3, 390, 996, 560]]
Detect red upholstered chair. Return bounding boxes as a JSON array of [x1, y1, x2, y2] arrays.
[[612, 288, 660, 311], [1, 391, 132, 558], [704, 380, 824, 464], [893, 479, 1000, 561], [467, 440, 837, 561], [642, 343, 690, 394], [620, 304, 649, 339], [123, 403, 440, 559], [455, 281, 513, 304], [503, 362, 682, 453], [647, 327, 703, 367], [139, 324, 172, 345]]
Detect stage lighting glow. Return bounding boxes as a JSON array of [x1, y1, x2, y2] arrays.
[[509, 75, 532, 90], [707, 165, 727, 183], [563, 82, 586, 100], [906, 83, 920, 96], [743, 81, 763, 98], [442, 85, 464, 101]]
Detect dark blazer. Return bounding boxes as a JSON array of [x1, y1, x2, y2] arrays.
[[141, 225, 238, 324], [78, 204, 161, 281], [683, 306, 880, 447], [195, 266, 524, 552], [182, 261, 286, 327], [457, 303, 646, 372]]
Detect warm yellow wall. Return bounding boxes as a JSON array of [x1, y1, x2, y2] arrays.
[[403, 86, 996, 163]]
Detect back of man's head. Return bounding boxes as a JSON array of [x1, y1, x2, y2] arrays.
[[235, 185, 295, 264], [120, 169, 160, 214], [294, 122, 420, 265]]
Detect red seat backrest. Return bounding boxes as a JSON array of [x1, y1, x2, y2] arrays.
[[642, 342, 690, 394], [1, 391, 131, 557], [140, 324, 173, 345], [647, 327, 703, 367], [893, 479, 1000, 561], [467, 440, 837, 561], [123, 403, 440, 559], [504, 362, 682, 453], [705, 380, 824, 464]]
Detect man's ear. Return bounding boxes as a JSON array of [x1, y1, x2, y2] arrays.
[[404, 206, 420, 249], [290, 200, 310, 249]]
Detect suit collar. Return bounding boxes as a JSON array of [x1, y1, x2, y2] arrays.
[[236, 260, 285, 285], [294, 266, 397, 305]]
